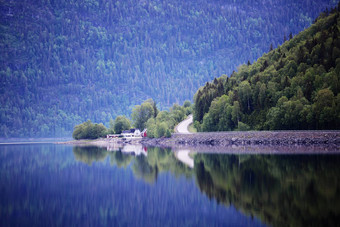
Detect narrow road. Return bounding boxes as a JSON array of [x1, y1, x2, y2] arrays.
[[176, 114, 193, 134], [174, 115, 195, 168]]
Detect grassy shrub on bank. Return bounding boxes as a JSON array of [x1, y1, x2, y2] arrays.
[[72, 120, 107, 140]]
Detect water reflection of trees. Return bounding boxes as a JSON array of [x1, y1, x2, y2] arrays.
[[132, 147, 193, 183], [73, 146, 340, 226], [194, 154, 340, 227], [73, 146, 108, 165], [72, 146, 192, 183], [109, 150, 133, 168]]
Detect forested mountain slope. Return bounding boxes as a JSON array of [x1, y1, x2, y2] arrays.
[[194, 6, 340, 131], [0, 0, 337, 137]]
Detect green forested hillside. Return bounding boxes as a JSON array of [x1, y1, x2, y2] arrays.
[[194, 6, 340, 131], [0, 0, 337, 137]]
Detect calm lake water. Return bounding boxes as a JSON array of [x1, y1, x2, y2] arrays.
[[1, 144, 340, 227]]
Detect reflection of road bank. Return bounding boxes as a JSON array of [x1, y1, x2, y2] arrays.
[[174, 149, 194, 168], [60, 137, 143, 148]]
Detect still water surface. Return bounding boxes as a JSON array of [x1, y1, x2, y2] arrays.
[[0, 144, 339, 226]]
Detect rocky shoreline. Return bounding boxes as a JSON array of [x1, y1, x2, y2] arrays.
[[142, 131, 340, 147], [140, 131, 340, 154], [60, 131, 340, 153]]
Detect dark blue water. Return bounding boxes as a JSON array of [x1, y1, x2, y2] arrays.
[[1, 144, 340, 227], [0, 144, 265, 227]]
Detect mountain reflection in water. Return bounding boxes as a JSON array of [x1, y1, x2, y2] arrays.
[[194, 153, 340, 227], [74, 146, 340, 227]]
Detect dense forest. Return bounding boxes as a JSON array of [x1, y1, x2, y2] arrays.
[[0, 0, 337, 137], [194, 5, 340, 131]]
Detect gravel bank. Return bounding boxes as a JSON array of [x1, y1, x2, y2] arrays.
[[58, 131, 340, 153], [57, 137, 142, 147], [141, 131, 340, 147]]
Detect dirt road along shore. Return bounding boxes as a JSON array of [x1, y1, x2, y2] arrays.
[[175, 115, 193, 134]]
